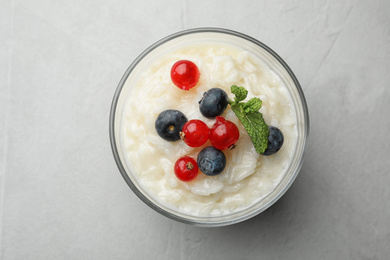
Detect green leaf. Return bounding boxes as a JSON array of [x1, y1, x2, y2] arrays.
[[243, 97, 262, 114], [229, 86, 269, 154], [231, 85, 248, 103], [245, 111, 269, 154]]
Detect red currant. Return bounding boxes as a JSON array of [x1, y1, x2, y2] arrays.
[[170, 60, 200, 90], [209, 116, 240, 150], [174, 156, 199, 182], [180, 120, 209, 147]]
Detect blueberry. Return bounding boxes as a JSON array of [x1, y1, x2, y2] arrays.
[[261, 126, 284, 156], [197, 146, 226, 176], [199, 88, 228, 118], [155, 110, 188, 141]]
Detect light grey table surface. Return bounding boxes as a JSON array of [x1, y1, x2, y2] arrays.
[[1, 0, 389, 259]]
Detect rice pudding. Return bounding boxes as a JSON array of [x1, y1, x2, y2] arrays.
[[110, 28, 308, 226]]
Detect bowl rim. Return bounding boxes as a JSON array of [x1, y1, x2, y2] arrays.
[[109, 27, 310, 227]]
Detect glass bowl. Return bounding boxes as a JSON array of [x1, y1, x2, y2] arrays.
[[109, 28, 309, 227]]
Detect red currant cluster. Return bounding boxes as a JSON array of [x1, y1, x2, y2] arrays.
[[180, 117, 239, 149]]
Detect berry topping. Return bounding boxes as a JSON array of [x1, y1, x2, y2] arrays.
[[261, 126, 284, 156], [197, 146, 226, 176], [170, 60, 200, 90], [209, 116, 240, 150], [199, 88, 229, 118], [180, 120, 209, 147], [174, 156, 199, 182], [155, 109, 188, 141]]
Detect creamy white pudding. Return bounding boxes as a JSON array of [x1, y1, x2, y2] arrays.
[[120, 43, 298, 217]]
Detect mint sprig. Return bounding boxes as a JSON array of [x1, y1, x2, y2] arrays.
[[228, 85, 269, 154]]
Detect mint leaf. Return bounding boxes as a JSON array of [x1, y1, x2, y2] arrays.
[[231, 85, 248, 103], [229, 86, 269, 154], [246, 111, 269, 153], [243, 97, 262, 114]]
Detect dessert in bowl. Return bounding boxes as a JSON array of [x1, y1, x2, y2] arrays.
[[110, 28, 309, 226]]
